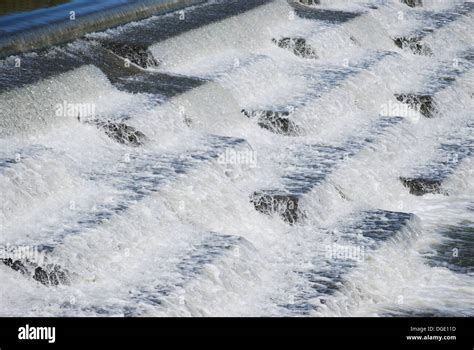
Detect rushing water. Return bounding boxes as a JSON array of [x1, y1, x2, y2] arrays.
[[0, 0, 473, 316]]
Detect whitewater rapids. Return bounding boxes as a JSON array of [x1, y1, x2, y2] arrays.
[[0, 0, 473, 316]]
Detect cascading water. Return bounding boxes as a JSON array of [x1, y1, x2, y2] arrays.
[[0, 0, 472, 317]]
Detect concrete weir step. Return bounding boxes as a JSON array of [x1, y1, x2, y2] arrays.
[[128, 233, 244, 312], [393, 3, 474, 56], [58, 233, 245, 315], [241, 109, 300, 136], [396, 3, 474, 43], [73, 42, 205, 97], [400, 122, 473, 196], [0, 0, 207, 59], [235, 52, 393, 136], [283, 209, 418, 314], [250, 117, 404, 224], [1, 0, 273, 94], [10, 135, 246, 253], [393, 49, 473, 108], [394, 94, 437, 118], [0, 41, 205, 97], [1, 137, 246, 288]]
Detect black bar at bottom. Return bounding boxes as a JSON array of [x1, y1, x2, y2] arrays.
[[0, 317, 472, 347]]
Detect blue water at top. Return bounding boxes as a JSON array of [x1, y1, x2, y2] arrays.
[[0, 0, 160, 34]]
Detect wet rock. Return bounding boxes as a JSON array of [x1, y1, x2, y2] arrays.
[[333, 184, 350, 200], [241, 109, 300, 135], [80, 118, 148, 147], [272, 37, 318, 59], [402, 0, 423, 7], [349, 36, 360, 46], [299, 0, 320, 5], [395, 94, 437, 118], [250, 192, 301, 224], [183, 115, 193, 127], [96, 121, 148, 147], [33, 264, 70, 286], [99, 40, 159, 69], [1, 258, 70, 286], [1, 258, 29, 275], [400, 177, 443, 196], [393, 36, 432, 56]]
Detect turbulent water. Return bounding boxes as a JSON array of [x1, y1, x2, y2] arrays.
[[0, 0, 473, 316]]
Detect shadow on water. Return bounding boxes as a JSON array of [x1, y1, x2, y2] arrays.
[[92, 0, 271, 47], [423, 221, 474, 275], [381, 309, 472, 317], [290, 1, 363, 23]]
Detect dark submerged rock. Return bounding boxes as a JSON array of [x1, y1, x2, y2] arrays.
[[1, 258, 70, 286], [1, 258, 29, 275], [241, 109, 300, 135], [96, 121, 148, 147], [250, 192, 301, 224], [298, 0, 320, 5], [272, 37, 318, 59], [349, 36, 360, 46], [33, 264, 70, 286], [79, 117, 148, 147], [393, 36, 432, 56], [334, 184, 349, 200], [399, 177, 443, 196], [395, 94, 437, 118], [99, 40, 160, 69], [401, 0, 423, 7]]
